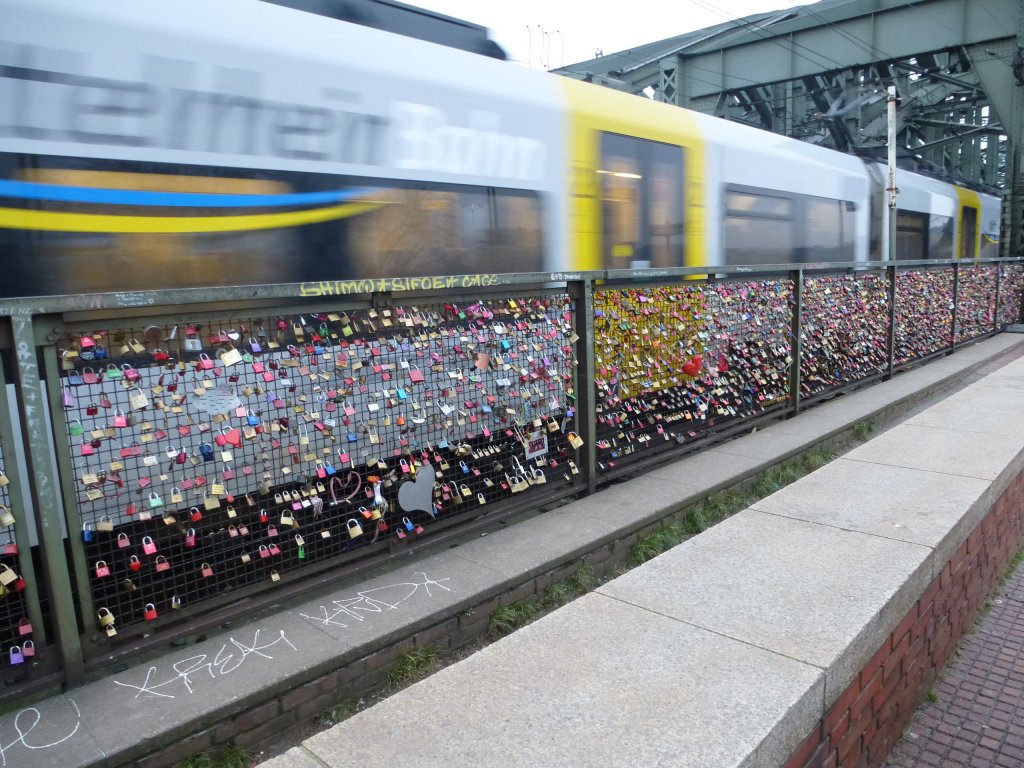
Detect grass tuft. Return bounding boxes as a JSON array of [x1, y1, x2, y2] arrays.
[[179, 744, 252, 768], [489, 599, 541, 636], [628, 523, 686, 566], [315, 701, 355, 727], [387, 647, 440, 689]]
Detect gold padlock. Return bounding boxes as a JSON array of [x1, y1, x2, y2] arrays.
[[97, 607, 115, 627]]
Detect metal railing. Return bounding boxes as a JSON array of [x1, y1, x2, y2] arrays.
[[0, 256, 1019, 701]]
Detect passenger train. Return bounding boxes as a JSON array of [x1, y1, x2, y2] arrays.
[[0, 0, 1001, 298]]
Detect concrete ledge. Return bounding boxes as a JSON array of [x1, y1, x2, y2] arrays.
[[4, 335, 1022, 768]]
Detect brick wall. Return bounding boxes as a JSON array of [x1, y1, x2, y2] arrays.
[[785, 470, 1024, 768]]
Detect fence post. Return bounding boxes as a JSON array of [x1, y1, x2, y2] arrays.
[[993, 262, 1001, 331], [789, 269, 804, 416], [950, 262, 960, 353], [0, 352, 48, 650], [886, 263, 898, 379], [9, 315, 85, 683], [569, 277, 597, 495]]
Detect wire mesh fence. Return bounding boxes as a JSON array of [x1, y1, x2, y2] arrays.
[[55, 294, 579, 639]]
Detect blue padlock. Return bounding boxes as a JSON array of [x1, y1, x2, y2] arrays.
[[82, 524, 93, 543], [9, 646, 23, 665], [200, 443, 214, 462], [247, 411, 260, 426]]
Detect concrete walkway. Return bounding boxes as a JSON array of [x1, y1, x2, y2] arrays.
[[885, 555, 1024, 768]]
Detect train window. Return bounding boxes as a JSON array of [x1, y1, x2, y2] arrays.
[[896, 211, 928, 261], [600, 133, 684, 269], [928, 215, 953, 260], [804, 198, 854, 262], [726, 191, 792, 219], [348, 187, 543, 277], [724, 188, 795, 265]]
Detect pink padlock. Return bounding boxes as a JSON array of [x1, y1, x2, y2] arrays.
[[142, 536, 157, 555]]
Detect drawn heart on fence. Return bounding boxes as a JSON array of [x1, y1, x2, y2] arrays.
[[398, 463, 437, 519]]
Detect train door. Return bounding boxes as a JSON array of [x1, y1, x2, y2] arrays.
[[599, 133, 684, 270], [958, 202, 979, 259]]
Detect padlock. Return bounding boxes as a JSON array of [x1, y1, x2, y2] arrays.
[[347, 519, 363, 538], [155, 555, 171, 572], [142, 536, 157, 555], [143, 603, 158, 621], [200, 562, 214, 578], [190, 506, 203, 522], [184, 529, 197, 548], [21, 641, 35, 658], [95, 560, 111, 578], [259, 545, 270, 559], [129, 555, 142, 572], [568, 432, 585, 449], [0, 506, 14, 528], [82, 523, 94, 542], [0, 565, 17, 586], [17, 618, 32, 636], [9, 646, 24, 665], [97, 607, 115, 627], [148, 492, 163, 509], [270, 570, 281, 582]]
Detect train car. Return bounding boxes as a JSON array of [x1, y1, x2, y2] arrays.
[[0, 0, 1000, 298]]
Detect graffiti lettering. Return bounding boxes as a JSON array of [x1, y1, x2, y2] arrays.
[[299, 275, 498, 297], [0, 699, 81, 767], [299, 571, 451, 629], [112, 629, 296, 700]]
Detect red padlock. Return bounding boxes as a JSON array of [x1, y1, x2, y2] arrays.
[[129, 555, 142, 572], [143, 603, 158, 621]]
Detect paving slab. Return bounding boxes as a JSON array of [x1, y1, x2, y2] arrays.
[[842, 423, 1024, 481], [290, 551, 494, 646], [303, 592, 824, 768], [0, 696, 105, 768], [904, 383, 1024, 437], [712, 425, 821, 461], [447, 507, 624, 579], [749, 459, 992, 568], [598, 509, 933, 703], [650, 447, 769, 489], [256, 746, 324, 768], [79, 611, 329, 766]]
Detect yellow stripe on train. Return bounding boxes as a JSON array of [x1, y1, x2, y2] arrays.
[[0, 201, 383, 234]]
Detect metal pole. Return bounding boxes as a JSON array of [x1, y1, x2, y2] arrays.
[[887, 85, 900, 264], [569, 278, 597, 496], [885, 264, 897, 378], [10, 316, 85, 683], [951, 262, 960, 353], [789, 269, 804, 416]]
